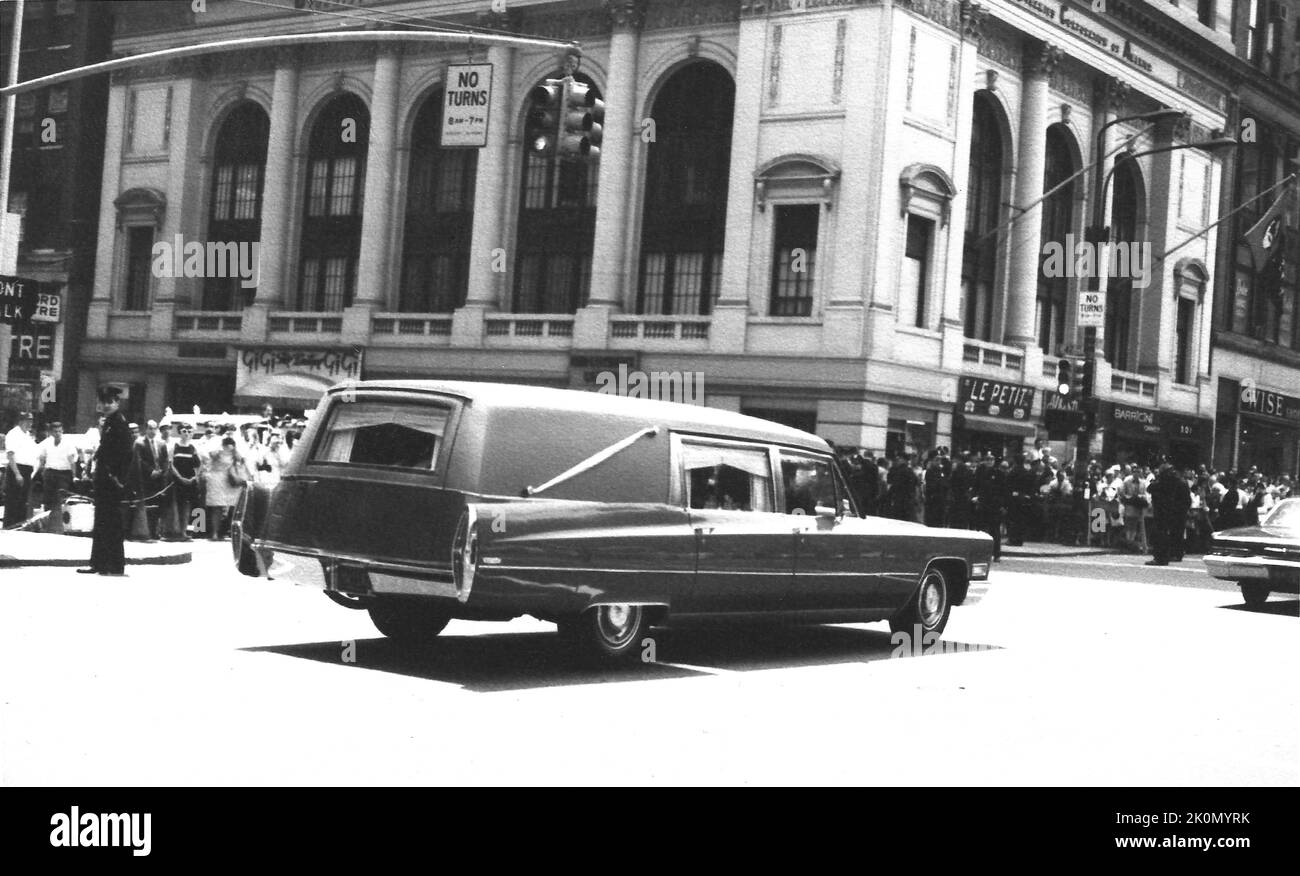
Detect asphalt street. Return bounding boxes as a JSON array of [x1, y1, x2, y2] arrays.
[[1, 541, 1295, 785]]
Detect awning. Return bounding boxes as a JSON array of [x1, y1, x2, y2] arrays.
[[954, 413, 1038, 437], [232, 371, 335, 411]]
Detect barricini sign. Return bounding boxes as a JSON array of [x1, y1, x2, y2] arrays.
[[1078, 290, 1106, 327], [441, 63, 493, 148]]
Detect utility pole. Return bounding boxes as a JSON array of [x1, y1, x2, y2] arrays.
[[0, 0, 25, 387]]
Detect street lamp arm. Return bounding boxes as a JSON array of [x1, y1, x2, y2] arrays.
[[1098, 138, 1238, 230], [0, 29, 582, 98]]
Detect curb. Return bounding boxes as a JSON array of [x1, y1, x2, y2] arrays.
[[1000, 549, 1121, 558], [0, 552, 192, 568]]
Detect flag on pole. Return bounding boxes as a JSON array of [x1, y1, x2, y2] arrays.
[[1242, 178, 1296, 300]]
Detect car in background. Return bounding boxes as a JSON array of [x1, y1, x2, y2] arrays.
[[1204, 497, 1300, 607], [231, 381, 993, 663]]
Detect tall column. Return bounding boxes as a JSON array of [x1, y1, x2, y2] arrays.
[[586, 0, 644, 309], [253, 57, 299, 312], [1005, 40, 1060, 349], [454, 15, 517, 345], [353, 46, 401, 308], [940, 1, 986, 372], [151, 74, 196, 339], [86, 80, 129, 340], [710, 6, 768, 353]]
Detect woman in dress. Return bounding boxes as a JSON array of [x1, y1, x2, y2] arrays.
[[168, 425, 201, 541], [203, 435, 247, 541]]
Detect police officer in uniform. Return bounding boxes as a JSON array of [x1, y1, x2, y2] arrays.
[[973, 454, 1008, 561], [79, 388, 133, 576], [1148, 461, 1191, 566]]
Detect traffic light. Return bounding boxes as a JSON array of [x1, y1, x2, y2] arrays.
[[525, 78, 564, 156], [1079, 354, 1094, 398], [1055, 358, 1073, 397], [558, 79, 603, 161]]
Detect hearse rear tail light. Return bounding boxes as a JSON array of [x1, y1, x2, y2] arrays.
[[452, 505, 479, 604], [971, 562, 989, 580]]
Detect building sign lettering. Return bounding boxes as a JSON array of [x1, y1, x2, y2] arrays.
[[958, 376, 1036, 420]]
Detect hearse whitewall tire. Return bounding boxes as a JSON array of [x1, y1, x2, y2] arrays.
[[889, 566, 951, 637], [570, 604, 651, 662]]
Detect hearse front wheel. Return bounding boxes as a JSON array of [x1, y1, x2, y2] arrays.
[[368, 599, 452, 645], [1240, 581, 1270, 608], [889, 566, 951, 638], [565, 604, 652, 662]]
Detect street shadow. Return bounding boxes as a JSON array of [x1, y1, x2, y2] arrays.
[[242, 622, 1002, 693], [1219, 598, 1300, 617]]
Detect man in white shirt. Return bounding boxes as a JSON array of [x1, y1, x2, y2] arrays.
[[4, 412, 39, 528], [35, 421, 78, 534]]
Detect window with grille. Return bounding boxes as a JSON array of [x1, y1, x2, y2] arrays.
[[400, 89, 476, 312], [297, 93, 368, 312], [123, 226, 154, 311], [636, 62, 734, 316], [205, 102, 268, 310], [1037, 125, 1075, 354], [962, 94, 1002, 341], [1105, 157, 1141, 371], [769, 204, 819, 317], [900, 214, 933, 329]]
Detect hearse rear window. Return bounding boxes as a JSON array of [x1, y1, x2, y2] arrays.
[[311, 400, 449, 471], [681, 441, 773, 512]]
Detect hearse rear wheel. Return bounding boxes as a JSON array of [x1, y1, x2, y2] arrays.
[[1240, 581, 1270, 608], [368, 599, 452, 645], [889, 566, 951, 638], [565, 604, 651, 663]]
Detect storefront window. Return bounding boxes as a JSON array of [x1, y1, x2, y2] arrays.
[[886, 418, 934, 459]]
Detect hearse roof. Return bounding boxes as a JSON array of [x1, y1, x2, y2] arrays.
[[335, 380, 829, 452]]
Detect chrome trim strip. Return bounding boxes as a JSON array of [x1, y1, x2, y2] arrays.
[[1204, 554, 1299, 580], [252, 540, 454, 580], [490, 565, 696, 575]]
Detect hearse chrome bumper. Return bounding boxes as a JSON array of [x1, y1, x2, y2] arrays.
[[253, 541, 466, 602], [1203, 553, 1300, 584]]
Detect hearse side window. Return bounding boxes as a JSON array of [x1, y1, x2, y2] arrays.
[[778, 452, 837, 515], [681, 441, 773, 512], [311, 401, 449, 471]]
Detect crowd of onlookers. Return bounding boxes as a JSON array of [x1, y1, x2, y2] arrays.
[[3, 405, 305, 539], [830, 439, 1294, 556]]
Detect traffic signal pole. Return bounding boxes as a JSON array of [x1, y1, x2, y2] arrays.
[[0, 0, 26, 387]]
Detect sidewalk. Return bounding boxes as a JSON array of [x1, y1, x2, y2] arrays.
[[999, 541, 1120, 558], [0, 531, 192, 568]]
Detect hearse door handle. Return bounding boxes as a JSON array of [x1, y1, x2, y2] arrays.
[[694, 527, 713, 536]]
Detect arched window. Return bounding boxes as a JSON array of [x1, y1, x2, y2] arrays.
[[637, 62, 734, 315], [205, 102, 269, 311], [297, 93, 369, 312], [1105, 155, 1141, 370], [400, 89, 477, 312], [962, 94, 1003, 341], [513, 73, 600, 314], [1036, 125, 1075, 354]]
